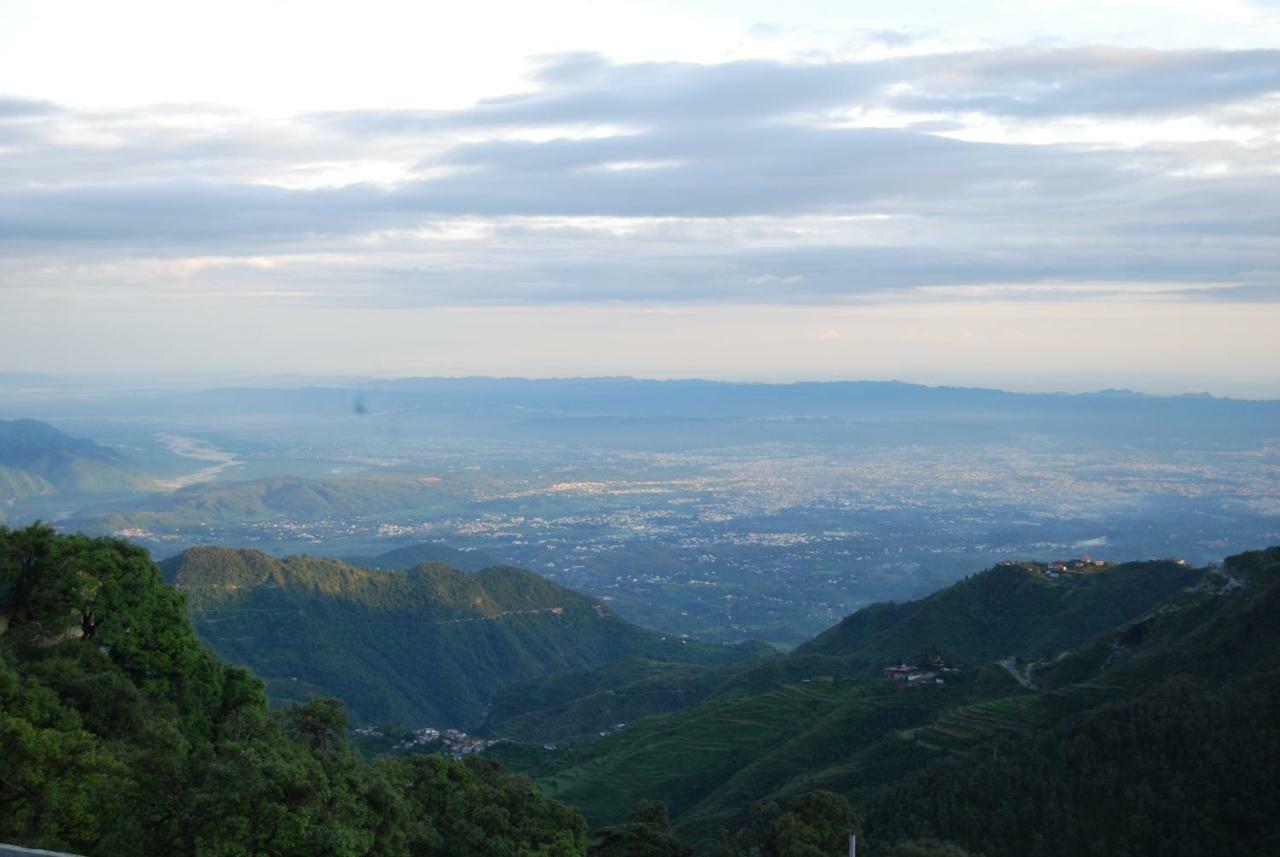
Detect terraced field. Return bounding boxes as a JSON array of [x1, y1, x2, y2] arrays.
[[535, 679, 872, 824], [509, 666, 1024, 836], [911, 694, 1040, 752], [1055, 680, 1124, 702]]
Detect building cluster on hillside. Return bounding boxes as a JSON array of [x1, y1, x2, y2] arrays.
[[440, 728, 496, 758], [998, 555, 1123, 577], [1044, 556, 1114, 576], [353, 724, 494, 758], [882, 655, 950, 688], [387, 726, 444, 752]]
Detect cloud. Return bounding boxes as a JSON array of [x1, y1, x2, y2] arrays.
[[0, 96, 60, 118], [315, 46, 1280, 136], [0, 44, 1278, 309], [891, 47, 1280, 117]]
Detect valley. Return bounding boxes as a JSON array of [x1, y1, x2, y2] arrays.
[[3, 515, 1278, 856], [2, 377, 1277, 645], [483, 555, 1211, 839], [3, 380, 1278, 855], [7, 9, 1280, 854]]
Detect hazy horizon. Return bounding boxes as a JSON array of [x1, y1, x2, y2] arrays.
[[3, 368, 1279, 401]]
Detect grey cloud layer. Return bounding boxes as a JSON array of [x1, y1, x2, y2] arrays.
[[1, 45, 1278, 304], [318, 46, 1280, 133]]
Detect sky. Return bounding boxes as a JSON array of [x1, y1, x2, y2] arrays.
[[1, 0, 1278, 395]]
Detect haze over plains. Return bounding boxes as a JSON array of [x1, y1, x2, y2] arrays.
[[2, 0, 1278, 395]]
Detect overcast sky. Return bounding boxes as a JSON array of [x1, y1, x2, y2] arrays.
[[1, 0, 1278, 394]]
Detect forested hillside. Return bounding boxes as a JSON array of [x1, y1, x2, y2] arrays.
[[493, 550, 1280, 857], [161, 547, 767, 727], [0, 525, 588, 856], [857, 547, 1280, 857], [484, 657, 755, 744], [6, 523, 1276, 857], [797, 559, 1203, 667]]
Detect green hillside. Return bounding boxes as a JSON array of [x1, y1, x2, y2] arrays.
[[0, 524, 589, 857], [493, 556, 1214, 842], [4, 523, 1277, 857], [161, 547, 766, 728], [483, 656, 758, 744], [491, 666, 1019, 835], [0, 418, 150, 498], [486, 560, 1194, 751], [490, 548, 1280, 856], [797, 559, 1203, 668], [857, 547, 1280, 857]]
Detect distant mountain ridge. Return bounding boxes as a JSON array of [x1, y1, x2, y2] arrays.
[[94, 474, 445, 530], [0, 418, 149, 502], [160, 547, 768, 727], [10, 377, 1275, 444]]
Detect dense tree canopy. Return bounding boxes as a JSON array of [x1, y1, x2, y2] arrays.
[[0, 525, 588, 856]]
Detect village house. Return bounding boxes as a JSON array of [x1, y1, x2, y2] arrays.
[[882, 664, 914, 681]]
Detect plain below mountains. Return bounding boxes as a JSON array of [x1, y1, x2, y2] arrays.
[[160, 547, 770, 728]]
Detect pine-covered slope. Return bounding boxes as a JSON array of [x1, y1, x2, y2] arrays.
[[160, 547, 765, 728]]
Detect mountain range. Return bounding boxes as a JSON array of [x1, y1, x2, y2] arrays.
[[0, 525, 590, 857], [3, 519, 1278, 856], [484, 549, 1280, 857], [160, 547, 770, 727], [492, 557, 1206, 833]]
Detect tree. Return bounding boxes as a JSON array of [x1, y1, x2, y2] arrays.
[[0, 525, 592, 857], [285, 697, 348, 755], [590, 799, 690, 857]]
